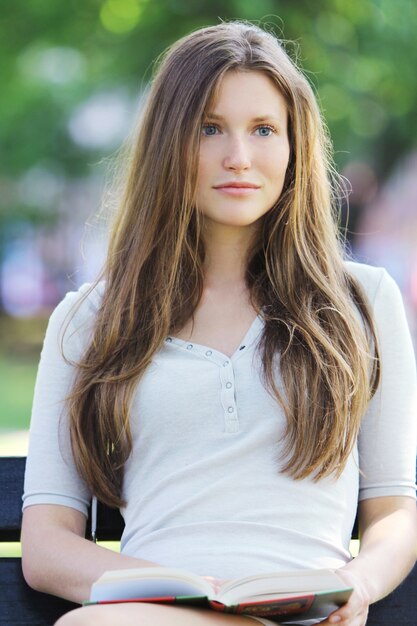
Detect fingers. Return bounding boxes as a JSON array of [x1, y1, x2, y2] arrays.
[[319, 601, 369, 625], [323, 565, 371, 625]]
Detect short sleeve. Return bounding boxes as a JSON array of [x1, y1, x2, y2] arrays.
[[22, 283, 103, 516], [358, 268, 417, 500]]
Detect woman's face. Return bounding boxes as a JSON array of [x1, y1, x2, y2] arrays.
[[195, 70, 290, 232]]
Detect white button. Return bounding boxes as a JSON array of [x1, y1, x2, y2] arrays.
[[226, 382, 232, 389], [205, 350, 212, 356], [166, 337, 172, 342], [228, 406, 234, 413], [187, 344, 193, 350], [223, 360, 229, 367]]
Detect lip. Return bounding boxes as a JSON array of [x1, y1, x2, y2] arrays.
[[213, 181, 261, 196], [213, 182, 260, 189]]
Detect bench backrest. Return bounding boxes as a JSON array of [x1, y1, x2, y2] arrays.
[[1, 456, 416, 625]]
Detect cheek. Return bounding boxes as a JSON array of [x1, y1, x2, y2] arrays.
[[264, 168, 286, 193], [268, 146, 290, 185]]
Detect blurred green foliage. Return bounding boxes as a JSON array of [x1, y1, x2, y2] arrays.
[[1, 0, 416, 222], [0, 356, 38, 429], [0, 315, 46, 430]]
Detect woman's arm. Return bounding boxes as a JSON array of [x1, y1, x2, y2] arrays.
[[21, 504, 160, 604], [321, 495, 417, 625], [21, 287, 160, 603]]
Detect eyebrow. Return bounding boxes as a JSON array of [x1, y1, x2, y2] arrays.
[[204, 113, 283, 124]]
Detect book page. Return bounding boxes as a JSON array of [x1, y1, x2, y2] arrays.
[[218, 569, 349, 604], [90, 567, 212, 602]]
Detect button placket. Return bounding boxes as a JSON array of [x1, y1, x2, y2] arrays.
[[164, 338, 242, 433], [219, 360, 238, 433]]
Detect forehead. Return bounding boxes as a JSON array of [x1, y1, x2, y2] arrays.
[[206, 70, 288, 118]]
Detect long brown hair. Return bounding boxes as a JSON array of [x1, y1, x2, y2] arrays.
[[65, 21, 380, 508]]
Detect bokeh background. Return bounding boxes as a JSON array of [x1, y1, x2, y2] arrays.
[[1, 0, 417, 454]]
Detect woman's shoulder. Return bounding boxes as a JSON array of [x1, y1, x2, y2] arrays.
[[50, 280, 105, 323], [45, 281, 106, 350], [36, 281, 106, 362], [343, 259, 397, 302], [63, 280, 105, 313]]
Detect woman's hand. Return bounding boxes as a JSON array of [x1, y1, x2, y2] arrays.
[[319, 568, 371, 626], [320, 497, 417, 624]]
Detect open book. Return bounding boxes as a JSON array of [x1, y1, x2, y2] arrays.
[[87, 566, 353, 622]]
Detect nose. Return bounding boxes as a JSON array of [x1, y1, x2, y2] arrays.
[[222, 135, 251, 172]]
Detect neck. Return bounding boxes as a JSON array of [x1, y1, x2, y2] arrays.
[[201, 221, 258, 290]]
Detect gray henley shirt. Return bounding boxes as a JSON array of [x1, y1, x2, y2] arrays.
[[23, 261, 417, 591]]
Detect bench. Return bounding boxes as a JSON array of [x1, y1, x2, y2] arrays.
[[1, 456, 416, 625]]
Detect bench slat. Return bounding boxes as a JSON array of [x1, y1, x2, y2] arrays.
[[0, 457, 125, 542], [0, 457, 25, 541], [0, 558, 77, 625]]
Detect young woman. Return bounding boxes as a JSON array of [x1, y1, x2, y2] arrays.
[[21, 21, 416, 626]]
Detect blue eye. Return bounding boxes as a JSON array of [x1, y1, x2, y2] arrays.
[[202, 124, 218, 136], [256, 125, 275, 137]]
